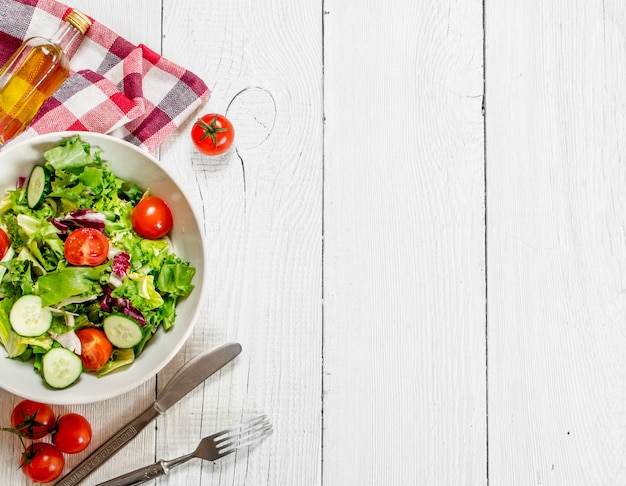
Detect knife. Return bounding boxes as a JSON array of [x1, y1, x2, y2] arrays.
[[55, 342, 242, 486]]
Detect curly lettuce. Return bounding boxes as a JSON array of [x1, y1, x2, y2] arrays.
[[0, 136, 196, 379]]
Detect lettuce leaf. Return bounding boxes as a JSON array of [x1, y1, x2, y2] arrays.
[[97, 348, 134, 377], [0, 298, 27, 358], [38, 266, 106, 307], [2, 259, 35, 298], [157, 263, 195, 297], [78, 166, 103, 194], [44, 136, 93, 170], [111, 272, 163, 312]]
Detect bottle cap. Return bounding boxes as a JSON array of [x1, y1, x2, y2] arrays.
[[65, 9, 92, 35]]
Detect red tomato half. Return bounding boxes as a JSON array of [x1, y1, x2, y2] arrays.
[[53, 413, 92, 454], [21, 442, 65, 483], [76, 328, 113, 371], [64, 227, 109, 266], [191, 113, 235, 156], [11, 400, 56, 439], [131, 196, 173, 239], [0, 227, 9, 260]]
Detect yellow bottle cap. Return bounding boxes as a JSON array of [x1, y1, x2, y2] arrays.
[[65, 9, 92, 35]]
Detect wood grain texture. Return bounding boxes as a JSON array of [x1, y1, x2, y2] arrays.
[[323, 0, 486, 484], [70, 0, 162, 49], [486, 1, 626, 484], [158, 0, 323, 483]]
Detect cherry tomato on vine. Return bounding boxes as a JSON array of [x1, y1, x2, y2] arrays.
[[76, 328, 113, 371], [20, 442, 65, 483], [52, 413, 92, 454], [11, 400, 56, 439], [0, 227, 9, 260], [64, 227, 109, 266], [191, 113, 235, 156], [131, 196, 173, 239]]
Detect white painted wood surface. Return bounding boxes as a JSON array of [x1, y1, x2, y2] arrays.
[[323, 0, 486, 484], [486, 2, 626, 485], [1, 0, 626, 485]]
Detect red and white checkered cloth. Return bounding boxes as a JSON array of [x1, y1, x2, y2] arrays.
[[0, 0, 210, 152]]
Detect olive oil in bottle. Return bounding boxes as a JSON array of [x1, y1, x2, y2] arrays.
[[0, 9, 91, 144]]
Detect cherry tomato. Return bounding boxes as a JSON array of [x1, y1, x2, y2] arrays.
[[52, 413, 92, 454], [0, 227, 9, 260], [11, 400, 56, 439], [131, 196, 173, 239], [191, 113, 235, 156], [64, 227, 109, 266], [76, 328, 113, 371], [20, 442, 65, 483]]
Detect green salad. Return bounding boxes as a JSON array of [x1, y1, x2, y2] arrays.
[[0, 136, 195, 389]]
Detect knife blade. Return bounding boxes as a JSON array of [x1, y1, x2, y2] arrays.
[[55, 342, 242, 486]]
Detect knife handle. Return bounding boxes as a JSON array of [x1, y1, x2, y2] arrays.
[[95, 460, 167, 486], [56, 405, 159, 486]]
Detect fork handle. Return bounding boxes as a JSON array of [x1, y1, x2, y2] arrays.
[[95, 460, 167, 486]]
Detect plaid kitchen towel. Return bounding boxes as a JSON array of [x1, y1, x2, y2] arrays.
[[0, 0, 210, 152]]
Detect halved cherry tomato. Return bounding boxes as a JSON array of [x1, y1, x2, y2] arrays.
[[191, 113, 235, 156], [131, 196, 173, 239], [0, 227, 10, 260], [11, 400, 56, 439], [64, 227, 109, 266], [76, 328, 113, 371], [21, 442, 65, 483], [52, 413, 92, 454]]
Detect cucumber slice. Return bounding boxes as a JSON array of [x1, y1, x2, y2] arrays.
[[27, 165, 50, 209], [42, 347, 82, 389], [103, 315, 143, 349], [9, 295, 52, 337]]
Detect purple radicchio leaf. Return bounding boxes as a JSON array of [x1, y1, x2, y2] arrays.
[[112, 252, 131, 279], [100, 285, 115, 312], [50, 209, 106, 234], [16, 176, 27, 189], [122, 306, 147, 327], [100, 285, 147, 327], [49, 218, 71, 233]]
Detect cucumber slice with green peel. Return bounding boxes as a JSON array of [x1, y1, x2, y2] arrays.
[[9, 295, 52, 337], [42, 347, 82, 389], [103, 315, 143, 349], [27, 165, 50, 209]]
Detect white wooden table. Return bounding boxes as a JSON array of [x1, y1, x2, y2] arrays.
[[1, 0, 626, 484]]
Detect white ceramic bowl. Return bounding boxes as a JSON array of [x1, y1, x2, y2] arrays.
[[0, 132, 206, 404]]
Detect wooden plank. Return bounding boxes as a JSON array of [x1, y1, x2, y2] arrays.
[[323, 1, 486, 484], [486, 1, 626, 484], [156, 0, 324, 484]]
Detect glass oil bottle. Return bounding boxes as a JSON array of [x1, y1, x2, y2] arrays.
[[0, 9, 91, 145]]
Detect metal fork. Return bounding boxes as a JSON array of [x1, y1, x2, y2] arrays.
[[96, 415, 272, 486]]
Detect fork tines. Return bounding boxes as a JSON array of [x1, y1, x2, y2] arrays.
[[213, 415, 273, 457]]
